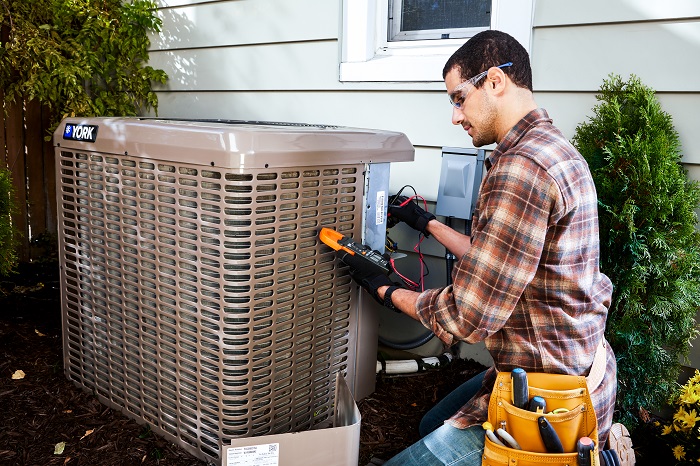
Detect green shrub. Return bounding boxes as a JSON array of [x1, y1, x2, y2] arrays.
[[0, 169, 18, 276], [0, 0, 167, 133], [572, 75, 700, 428]]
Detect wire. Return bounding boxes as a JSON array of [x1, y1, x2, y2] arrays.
[[413, 233, 429, 291], [388, 185, 418, 206], [385, 233, 398, 254], [389, 258, 419, 290], [387, 186, 431, 291], [381, 185, 437, 350]]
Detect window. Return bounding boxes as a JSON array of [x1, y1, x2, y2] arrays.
[[341, 0, 534, 83], [388, 0, 491, 42]]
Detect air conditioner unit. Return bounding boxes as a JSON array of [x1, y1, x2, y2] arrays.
[[53, 118, 414, 465]]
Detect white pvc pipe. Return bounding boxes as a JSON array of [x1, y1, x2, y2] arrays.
[[376, 352, 453, 375]]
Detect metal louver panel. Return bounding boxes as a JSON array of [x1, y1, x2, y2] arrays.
[[57, 149, 363, 464]]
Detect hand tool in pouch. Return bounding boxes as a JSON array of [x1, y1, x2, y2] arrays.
[[537, 416, 564, 453], [482, 422, 506, 447], [496, 428, 522, 450], [577, 436, 595, 466], [528, 395, 546, 413], [511, 368, 529, 409], [482, 422, 521, 450]]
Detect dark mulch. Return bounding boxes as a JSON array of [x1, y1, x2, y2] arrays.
[[0, 260, 675, 466], [358, 358, 487, 464]]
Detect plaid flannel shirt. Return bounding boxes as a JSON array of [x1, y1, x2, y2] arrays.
[[415, 108, 616, 443]]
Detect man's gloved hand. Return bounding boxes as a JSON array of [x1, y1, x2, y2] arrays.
[[339, 251, 397, 305], [387, 196, 436, 235]]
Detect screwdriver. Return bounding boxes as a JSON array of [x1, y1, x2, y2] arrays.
[[537, 416, 564, 453], [577, 437, 595, 466], [511, 368, 529, 409], [528, 396, 546, 413]]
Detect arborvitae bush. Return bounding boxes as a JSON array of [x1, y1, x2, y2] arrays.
[[0, 169, 18, 276], [573, 75, 700, 428]]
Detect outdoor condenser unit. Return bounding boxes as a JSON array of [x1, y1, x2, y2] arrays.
[[53, 118, 414, 464]]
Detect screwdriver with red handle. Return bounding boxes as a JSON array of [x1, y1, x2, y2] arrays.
[[577, 437, 595, 466]]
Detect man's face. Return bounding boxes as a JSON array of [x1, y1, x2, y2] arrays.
[[445, 67, 498, 147]]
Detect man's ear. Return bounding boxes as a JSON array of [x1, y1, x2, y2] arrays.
[[485, 67, 507, 95]]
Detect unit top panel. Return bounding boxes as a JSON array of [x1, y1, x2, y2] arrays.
[[53, 118, 415, 169]]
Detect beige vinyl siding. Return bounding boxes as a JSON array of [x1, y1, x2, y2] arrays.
[[148, 41, 341, 91], [150, 0, 700, 189], [534, 0, 700, 26], [156, 0, 213, 7], [532, 21, 700, 93], [152, 0, 338, 50]]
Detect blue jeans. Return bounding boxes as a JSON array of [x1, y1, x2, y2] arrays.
[[383, 370, 488, 466], [383, 424, 485, 466]]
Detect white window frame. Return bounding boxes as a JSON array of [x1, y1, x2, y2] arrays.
[[340, 0, 535, 83]]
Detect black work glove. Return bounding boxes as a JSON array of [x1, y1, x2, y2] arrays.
[[339, 250, 397, 305], [387, 196, 436, 235]]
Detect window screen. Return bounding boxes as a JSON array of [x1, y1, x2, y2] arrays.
[[389, 0, 491, 41]]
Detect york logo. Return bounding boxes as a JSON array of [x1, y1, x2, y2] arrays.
[[63, 124, 98, 143]]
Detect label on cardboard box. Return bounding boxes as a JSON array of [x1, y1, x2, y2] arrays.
[[226, 443, 280, 466]]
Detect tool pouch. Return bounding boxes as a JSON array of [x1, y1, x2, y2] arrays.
[[481, 372, 599, 466]]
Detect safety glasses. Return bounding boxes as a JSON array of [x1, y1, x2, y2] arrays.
[[448, 62, 513, 109]]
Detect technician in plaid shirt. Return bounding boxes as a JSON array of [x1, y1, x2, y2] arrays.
[[345, 30, 616, 465]]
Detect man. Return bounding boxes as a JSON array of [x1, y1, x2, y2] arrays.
[[343, 30, 616, 465]]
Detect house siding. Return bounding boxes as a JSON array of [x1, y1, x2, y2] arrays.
[[148, 0, 700, 365]]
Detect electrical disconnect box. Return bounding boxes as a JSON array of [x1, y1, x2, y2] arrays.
[[435, 146, 485, 220], [54, 118, 413, 465]]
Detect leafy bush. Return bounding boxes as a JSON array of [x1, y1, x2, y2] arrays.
[[0, 169, 18, 276], [0, 0, 167, 132], [572, 75, 700, 428]]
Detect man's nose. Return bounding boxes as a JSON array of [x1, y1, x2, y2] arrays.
[[451, 106, 464, 126]]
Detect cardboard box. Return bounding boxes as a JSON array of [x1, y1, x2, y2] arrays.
[[224, 373, 361, 466]]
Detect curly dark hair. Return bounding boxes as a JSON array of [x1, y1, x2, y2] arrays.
[[443, 30, 532, 91]]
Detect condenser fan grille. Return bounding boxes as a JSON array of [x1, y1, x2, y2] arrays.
[[58, 149, 363, 463]]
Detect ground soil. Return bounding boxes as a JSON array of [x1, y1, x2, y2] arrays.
[[0, 260, 670, 465]]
